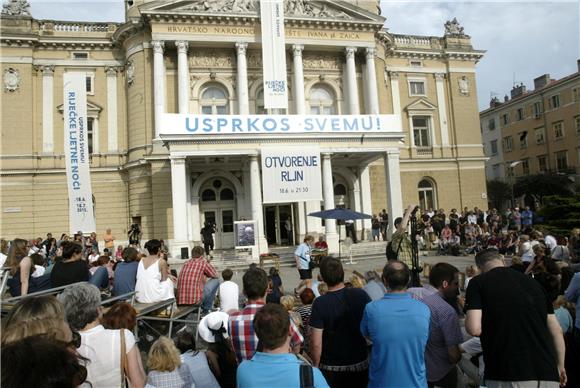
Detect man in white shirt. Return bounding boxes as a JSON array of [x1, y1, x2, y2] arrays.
[[219, 268, 239, 314]]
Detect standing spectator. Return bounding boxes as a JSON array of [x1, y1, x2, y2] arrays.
[[295, 234, 315, 289], [285, 217, 294, 245], [309, 257, 371, 388], [379, 209, 389, 241], [147, 336, 194, 387], [522, 206, 534, 228], [228, 267, 303, 363], [112, 247, 140, 297], [219, 268, 239, 313], [266, 266, 284, 304], [201, 221, 216, 256], [465, 248, 566, 387], [7, 238, 50, 296], [418, 263, 463, 388], [345, 218, 357, 243], [361, 261, 431, 388], [128, 220, 142, 247], [237, 304, 329, 388], [389, 204, 415, 267], [371, 215, 381, 241], [177, 246, 219, 314], [103, 228, 115, 253]]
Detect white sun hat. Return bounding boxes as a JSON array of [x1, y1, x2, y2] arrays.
[[197, 311, 230, 344]]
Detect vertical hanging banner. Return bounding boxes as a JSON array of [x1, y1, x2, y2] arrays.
[[63, 72, 96, 233], [260, 0, 288, 109], [261, 146, 322, 204]]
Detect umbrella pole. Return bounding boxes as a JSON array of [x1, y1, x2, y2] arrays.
[[338, 223, 341, 260]]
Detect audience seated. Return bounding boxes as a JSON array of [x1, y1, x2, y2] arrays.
[[112, 247, 139, 297], [198, 311, 238, 388], [147, 336, 194, 388], [175, 330, 221, 388], [135, 239, 175, 303]]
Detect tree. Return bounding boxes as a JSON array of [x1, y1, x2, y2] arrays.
[[486, 179, 511, 210], [535, 194, 580, 236], [513, 173, 574, 205]]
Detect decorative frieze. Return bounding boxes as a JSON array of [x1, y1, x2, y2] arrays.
[[303, 54, 341, 70], [189, 49, 235, 68]]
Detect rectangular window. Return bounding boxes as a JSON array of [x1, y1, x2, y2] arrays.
[[488, 118, 496, 131], [556, 151, 568, 171], [409, 81, 426, 96], [549, 94, 560, 109], [521, 159, 530, 175], [87, 117, 94, 154], [85, 74, 94, 95], [519, 131, 528, 149], [553, 121, 564, 140], [490, 140, 498, 155], [502, 113, 510, 126], [533, 101, 542, 118], [412, 116, 431, 147], [535, 127, 545, 144], [503, 136, 513, 152], [410, 60, 423, 67], [72, 52, 89, 60], [516, 108, 524, 121], [573, 87, 580, 102], [538, 155, 548, 173], [492, 164, 500, 179], [575, 115, 580, 135]]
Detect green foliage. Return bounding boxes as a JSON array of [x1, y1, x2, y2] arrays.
[[513, 173, 574, 201], [535, 194, 580, 236], [486, 179, 511, 209]]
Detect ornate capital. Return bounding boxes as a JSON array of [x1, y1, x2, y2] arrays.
[[37, 65, 55, 76], [151, 40, 165, 54], [105, 66, 120, 76], [175, 40, 189, 54], [292, 44, 304, 57], [365, 47, 376, 59], [235, 42, 248, 56], [388, 71, 399, 80], [345, 47, 357, 59], [170, 157, 186, 166], [434, 73, 446, 81]]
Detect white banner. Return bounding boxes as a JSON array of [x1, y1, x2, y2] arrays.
[[261, 146, 322, 204], [160, 114, 402, 135], [63, 72, 96, 234], [260, 0, 288, 109]]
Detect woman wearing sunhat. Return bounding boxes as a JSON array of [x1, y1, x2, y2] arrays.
[[198, 311, 238, 388]]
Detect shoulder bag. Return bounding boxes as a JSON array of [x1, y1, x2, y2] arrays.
[[300, 363, 314, 388], [120, 328, 128, 388]]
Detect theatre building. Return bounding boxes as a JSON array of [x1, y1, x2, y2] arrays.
[[0, 0, 487, 257]]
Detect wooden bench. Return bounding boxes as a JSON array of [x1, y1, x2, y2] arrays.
[[259, 254, 280, 271], [134, 299, 202, 338]]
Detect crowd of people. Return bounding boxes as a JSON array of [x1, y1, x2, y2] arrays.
[[1, 204, 579, 387]]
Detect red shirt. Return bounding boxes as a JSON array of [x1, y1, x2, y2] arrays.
[[177, 257, 217, 305]]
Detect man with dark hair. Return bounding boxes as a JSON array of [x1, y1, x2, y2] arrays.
[[219, 268, 239, 313], [229, 267, 303, 362], [361, 261, 430, 387], [237, 304, 329, 387], [416, 262, 463, 388], [309, 257, 371, 388], [388, 204, 415, 267], [466, 248, 566, 388], [177, 245, 219, 313]]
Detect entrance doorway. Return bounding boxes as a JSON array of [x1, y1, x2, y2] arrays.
[[264, 204, 295, 246], [201, 209, 235, 249]]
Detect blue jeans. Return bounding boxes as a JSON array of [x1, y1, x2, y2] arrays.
[[89, 266, 109, 289], [201, 278, 220, 313]]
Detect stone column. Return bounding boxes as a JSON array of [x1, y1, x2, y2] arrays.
[[359, 165, 373, 239], [105, 66, 118, 152], [191, 196, 202, 243], [250, 155, 268, 254], [435, 73, 450, 146], [322, 153, 339, 253], [365, 48, 379, 114], [383, 149, 404, 239], [176, 40, 190, 114], [345, 47, 360, 114], [171, 157, 189, 257], [236, 42, 249, 115], [41, 65, 55, 153], [292, 44, 305, 115], [389, 71, 401, 115], [152, 40, 165, 138]]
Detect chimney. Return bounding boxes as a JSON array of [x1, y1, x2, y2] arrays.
[[577, 59, 580, 72], [510, 84, 526, 98], [534, 74, 551, 90]]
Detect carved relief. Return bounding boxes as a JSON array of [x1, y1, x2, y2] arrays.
[[458, 75, 470, 96], [246, 51, 262, 68], [285, 0, 352, 19], [3, 68, 20, 92], [189, 49, 235, 68], [125, 60, 135, 87], [181, 0, 257, 13], [1, 0, 31, 16], [303, 54, 341, 70]]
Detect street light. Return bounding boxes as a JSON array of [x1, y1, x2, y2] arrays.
[[509, 160, 522, 208]]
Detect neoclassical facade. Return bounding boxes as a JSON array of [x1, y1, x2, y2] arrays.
[[1, 0, 487, 257]]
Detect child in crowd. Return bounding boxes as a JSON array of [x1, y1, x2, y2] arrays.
[[218, 268, 239, 314]]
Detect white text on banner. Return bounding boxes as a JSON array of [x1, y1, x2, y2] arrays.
[[260, 0, 288, 109], [63, 72, 96, 234], [261, 146, 322, 204]]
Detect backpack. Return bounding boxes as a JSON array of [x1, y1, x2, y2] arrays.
[[386, 238, 403, 260]]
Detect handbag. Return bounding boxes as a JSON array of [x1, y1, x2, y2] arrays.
[[299, 363, 314, 388], [120, 328, 128, 388]]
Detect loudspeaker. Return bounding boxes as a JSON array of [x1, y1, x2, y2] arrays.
[[181, 247, 189, 260]]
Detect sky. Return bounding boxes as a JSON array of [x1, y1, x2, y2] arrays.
[[27, 0, 580, 111]]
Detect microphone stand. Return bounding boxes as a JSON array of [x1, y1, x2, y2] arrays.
[[410, 206, 422, 287]]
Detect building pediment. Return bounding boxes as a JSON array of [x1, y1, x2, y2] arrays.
[[57, 101, 102, 114], [404, 98, 437, 112], [140, 0, 384, 25]]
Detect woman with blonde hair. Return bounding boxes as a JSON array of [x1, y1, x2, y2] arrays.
[[7, 238, 50, 296], [1, 294, 73, 346], [147, 336, 194, 387]]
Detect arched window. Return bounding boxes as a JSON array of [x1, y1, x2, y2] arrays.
[[255, 89, 266, 115], [220, 188, 234, 201], [418, 179, 437, 210], [201, 189, 216, 201], [200, 84, 229, 115], [309, 84, 336, 115], [334, 184, 347, 196]]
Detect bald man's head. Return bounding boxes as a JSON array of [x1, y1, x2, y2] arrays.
[[382, 260, 410, 291]]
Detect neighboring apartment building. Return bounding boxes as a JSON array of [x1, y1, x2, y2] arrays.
[[1, 0, 487, 257], [480, 62, 580, 183]]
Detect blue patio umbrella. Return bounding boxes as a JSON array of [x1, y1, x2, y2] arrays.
[[308, 208, 372, 259]]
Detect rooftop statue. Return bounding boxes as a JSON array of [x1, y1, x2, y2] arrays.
[[1, 0, 31, 16], [444, 17, 467, 36]]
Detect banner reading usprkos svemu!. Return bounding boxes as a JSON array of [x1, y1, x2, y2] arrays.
[[63, 72, 96, 234], [260, 0, 288, 109]]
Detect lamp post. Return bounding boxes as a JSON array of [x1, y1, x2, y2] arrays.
[[509, 161, 522, 208]]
